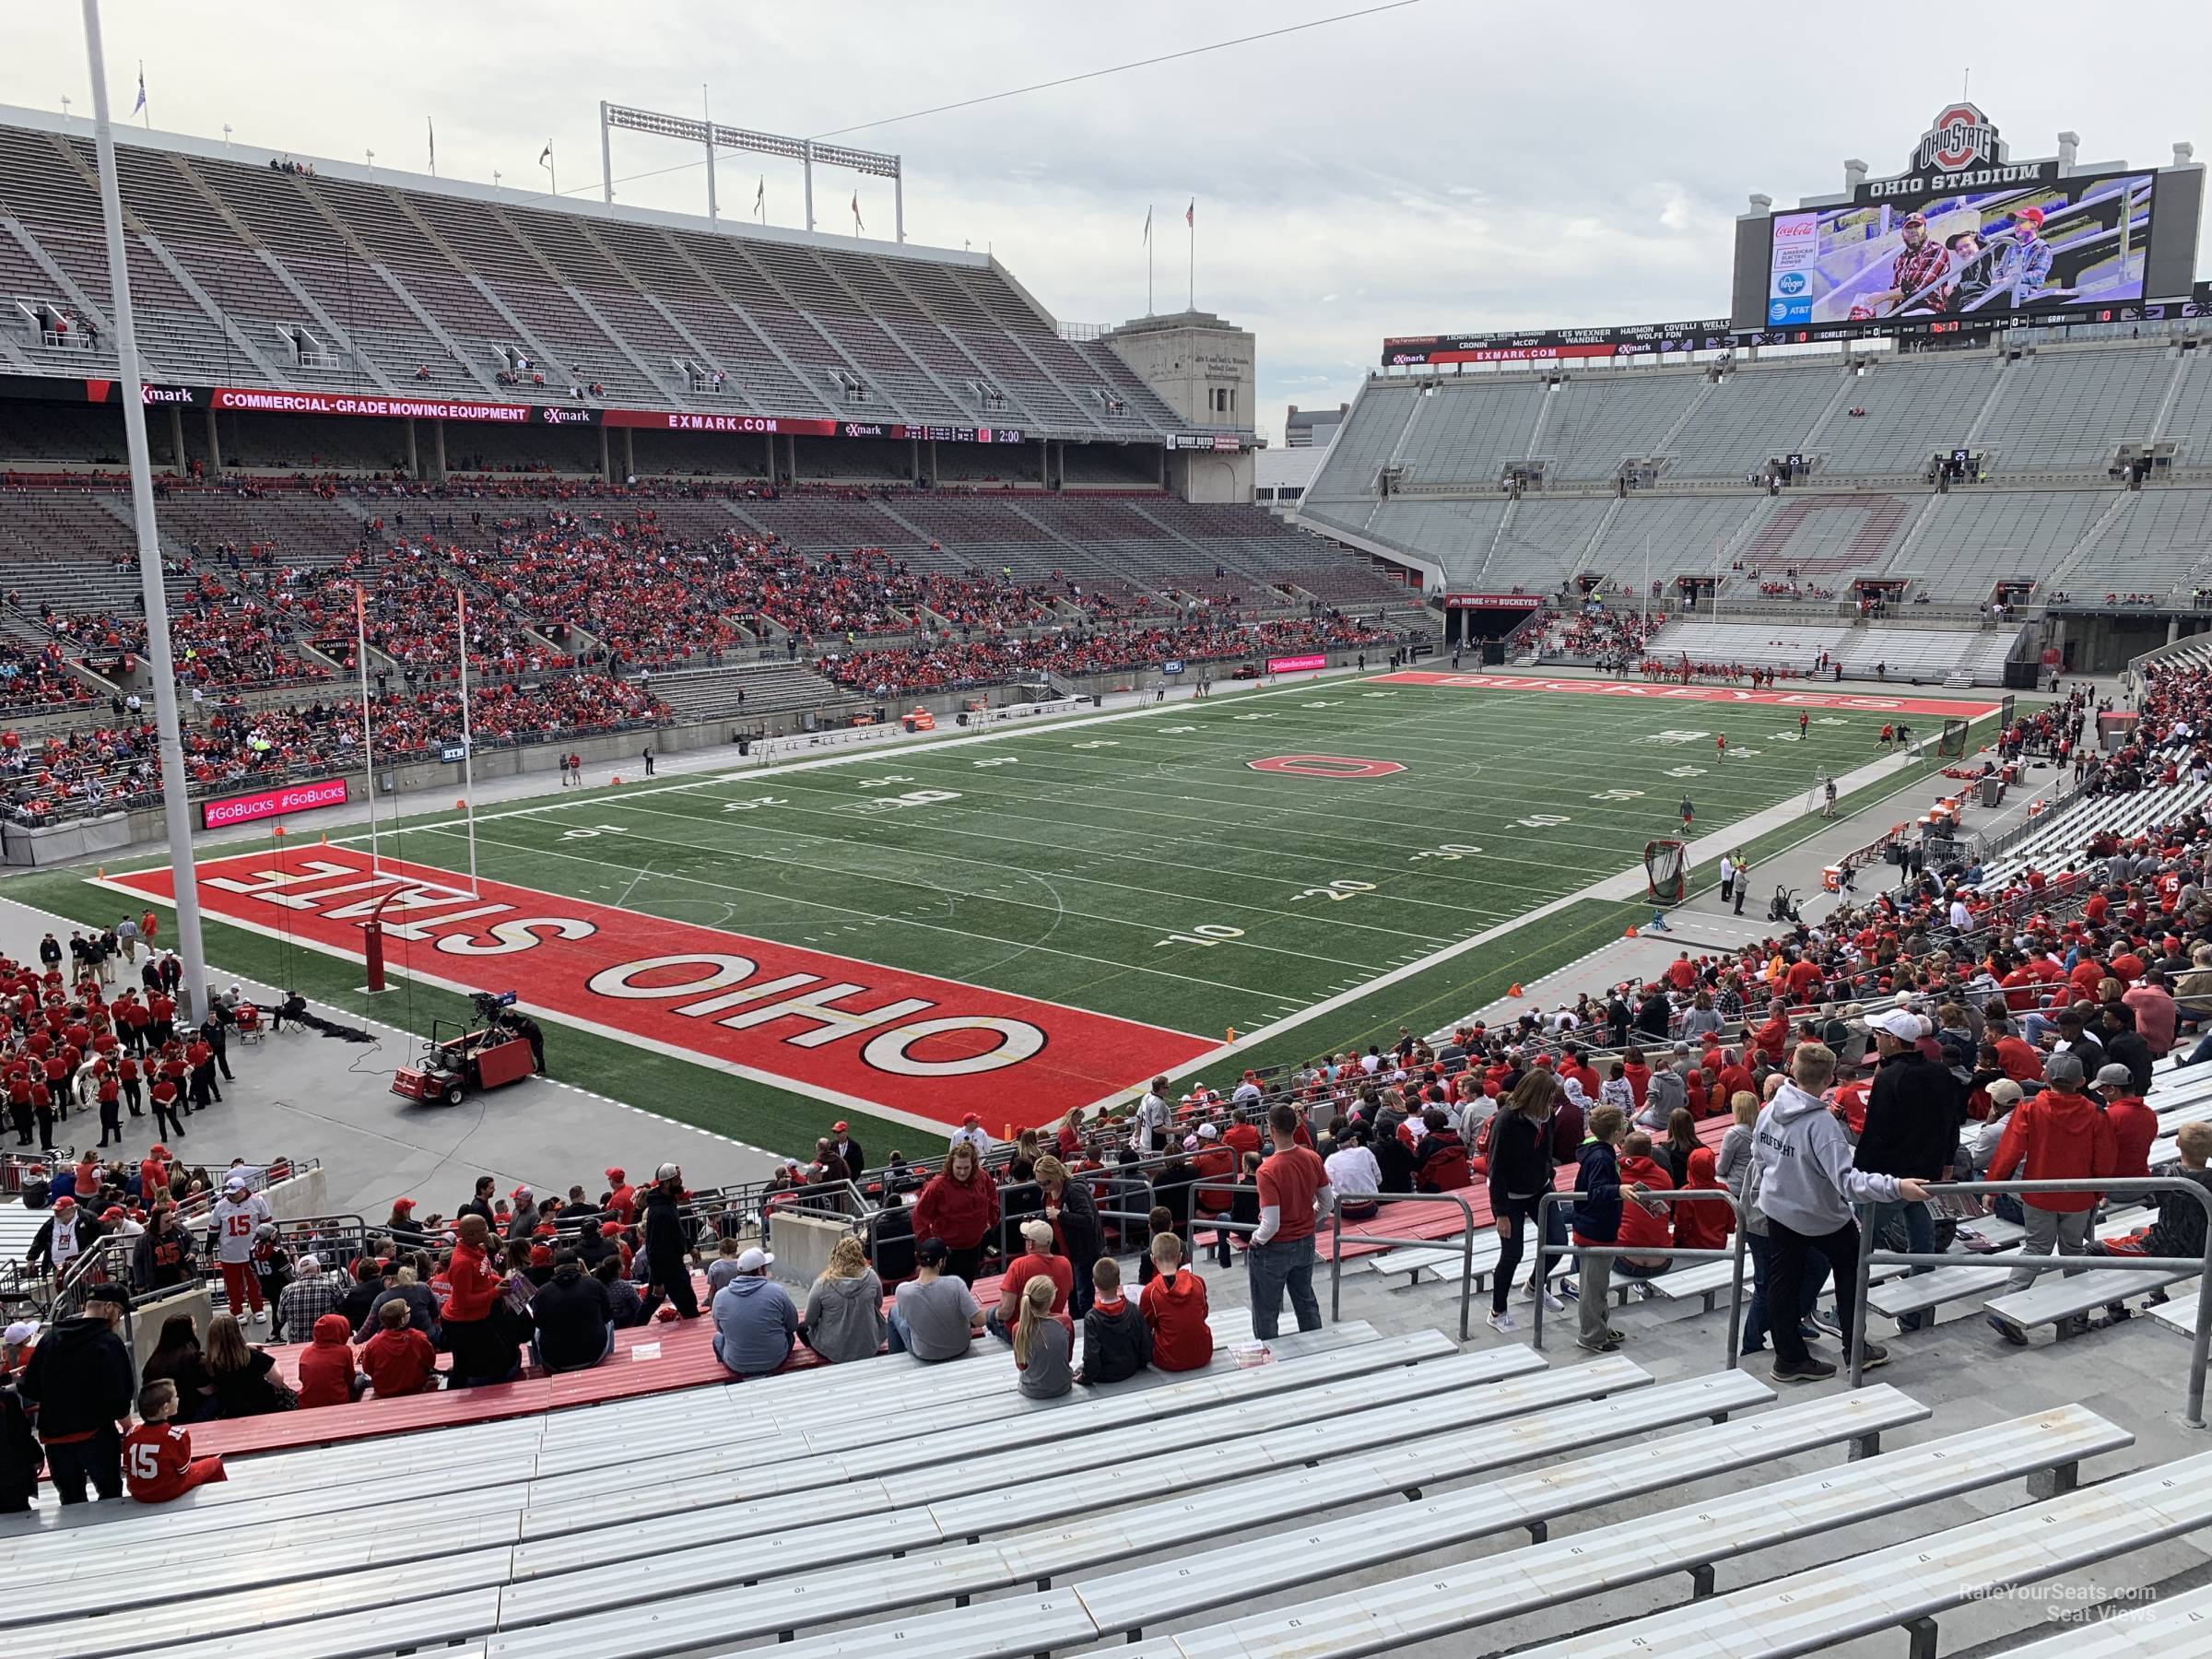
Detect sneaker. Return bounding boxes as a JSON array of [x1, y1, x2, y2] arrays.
[[1806, 1310, 1843, 1339], [1559, 1278, 1580, 1301], [1601, 1330, 1627, 1349], [1574, 1334, 1613, 1354], [1772, 1355, 1838, 1383], [1858, 1341, 1891, 1371], [1539, 1288, 1566, 1312], [1987, 1314, 2029, 1347], [1487, 1310, 1519, 1335], [1798, 1323, 1823, 1344], [1633, 1282, 1659, 1302]]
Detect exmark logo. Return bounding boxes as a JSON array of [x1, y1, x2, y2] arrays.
[[1915, 103, 1999, 173]]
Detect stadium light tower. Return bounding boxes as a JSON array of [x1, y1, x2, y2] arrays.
[[597, 100, 903, 241], [78, 0, 210, 1024]]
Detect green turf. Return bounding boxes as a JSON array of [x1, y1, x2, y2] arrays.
[[2, 677, 1978, 1156]]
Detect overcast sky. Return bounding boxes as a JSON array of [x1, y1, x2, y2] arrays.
[[5, 1, 2205, 442]]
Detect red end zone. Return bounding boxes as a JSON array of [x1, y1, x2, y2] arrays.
[[108, 847, 1211, 1133], [1370, 672, 2004, 719]]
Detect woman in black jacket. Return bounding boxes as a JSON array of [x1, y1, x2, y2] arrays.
[[1486, 1069, 1561, 1335], [1034, 1156, 1101, 1317]]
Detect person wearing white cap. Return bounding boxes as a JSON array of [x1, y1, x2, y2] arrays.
[[1856, 1006, 1964, 1333], [711, 1245, 796, 1378], [206, 1176, 275, 1324]]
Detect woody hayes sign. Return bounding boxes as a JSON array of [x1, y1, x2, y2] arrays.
[[108, 847, 1208, 1130]]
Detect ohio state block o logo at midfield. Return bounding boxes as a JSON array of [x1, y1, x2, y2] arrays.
[[1246, 755, 1407, 780]]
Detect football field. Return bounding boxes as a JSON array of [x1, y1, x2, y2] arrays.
[[76, 672, 2001, 1147]]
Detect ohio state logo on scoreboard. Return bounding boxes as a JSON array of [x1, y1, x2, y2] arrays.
[[1913, 102, 2001, 174]]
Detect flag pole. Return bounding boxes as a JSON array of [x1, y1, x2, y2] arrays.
[[81, 0, 208, 1027], [354, 582, 381, 875], [456, 583, 478, 896], [1187, 199, 1194, 311], [1146, 206, 1153, 316], [136, 59, 147, 127]]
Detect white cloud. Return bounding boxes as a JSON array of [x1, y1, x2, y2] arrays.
[[2, 0, 2201, 444]]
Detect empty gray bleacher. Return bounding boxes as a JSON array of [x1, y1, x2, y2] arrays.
[[1979, 346, 2174, 471], [1394, 377, 1545, 487], [2068, 489, 2212, 600], [1813, 353, 1997, 477], [1583, 493, 1764, 586], [1635, 619, 1847, 670], [1540, 372, 1702, 481], [1303, 380, 1416, 506], [1828, 626, 2017, 684], [1889, 489, 2113, 603], [1668, 365, 1838, 479]]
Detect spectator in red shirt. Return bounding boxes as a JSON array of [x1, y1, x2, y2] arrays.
[[1249, 1102, 1333, 1339], [2095, 1064, 2159, 1179], [295, 1313, 359, 1408], [123, 1380, 226, 1504], [988, 1219, 1072, 1341], [1138, 1231, 1211, 1371], [1987, 1051, 2117, 1344], [357, 1298, 438, 1396]]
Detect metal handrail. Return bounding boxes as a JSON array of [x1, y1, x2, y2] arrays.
[[1532, 1187, 1749, 1370], [1846, 1175, 2212, 1427], [1326, 1187, 1479, 1343]]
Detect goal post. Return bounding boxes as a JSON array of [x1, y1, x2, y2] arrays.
[[1643, 838, 1688, 903]]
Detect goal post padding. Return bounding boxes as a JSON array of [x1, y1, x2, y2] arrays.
[[1643, 838, 1687, 904]]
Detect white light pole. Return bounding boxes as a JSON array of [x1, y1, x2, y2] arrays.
[[79, 0, 209, 1023], [221, 123, 231, 151]]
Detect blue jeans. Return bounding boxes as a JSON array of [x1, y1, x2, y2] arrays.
[[1867, 1199, 1936, 1329], [2185, 1029, 2212, 1067], [1743, 1230, 1824, 1352], [887, 1306, 912, 1353], [1247, 1235, 1321, 1340]]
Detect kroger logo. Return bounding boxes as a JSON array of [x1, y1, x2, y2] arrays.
[[1777, 272, 1807, 296]]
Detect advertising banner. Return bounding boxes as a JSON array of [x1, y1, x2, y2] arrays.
[[1265, 653, 1330, 673], [198, 777, 350, 830]]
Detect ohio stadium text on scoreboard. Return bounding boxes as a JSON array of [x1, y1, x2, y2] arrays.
[[106, 847, 1212, 1130]]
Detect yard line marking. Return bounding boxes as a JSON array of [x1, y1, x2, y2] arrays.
[[1096, 733, 1980, 1108], [618, 790, 1479, 935], [476, 808, 1411, 971], [412, 824, 1301, 1002]]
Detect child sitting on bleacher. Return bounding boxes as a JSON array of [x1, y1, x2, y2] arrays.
[[1139, 1232, 1211, 1371], [1077, 1256, 1150, 1385], [357, 1297, 438, 1397], [123, 1380, 226, 1503], [1012, 1277, 1073, 1400], [2090, 1122, 2212, 1267]]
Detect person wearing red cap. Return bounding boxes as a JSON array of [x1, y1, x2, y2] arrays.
[[27, 1195, 101, 1280], [1985, 204, 2053, 302], [604, 1169, 637, 1226], [950, 1112, 994, 1158], [827, 1122, 867, 1181]]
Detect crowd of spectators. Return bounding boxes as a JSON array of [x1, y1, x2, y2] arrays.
[[1549, 605, 1662, 665], [821, 613, 1397, 696]]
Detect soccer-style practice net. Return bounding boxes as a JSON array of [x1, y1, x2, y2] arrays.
[[1804, 770, 1833, 815], [1643, 838, 1688, 903], [1938, 716, 1971, 758]]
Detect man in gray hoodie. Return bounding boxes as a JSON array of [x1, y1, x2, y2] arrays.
[[1639, 1052, 1688, 1131], [1752, 1042, 1929, 1382], [711, 1247, 798, 1379]]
